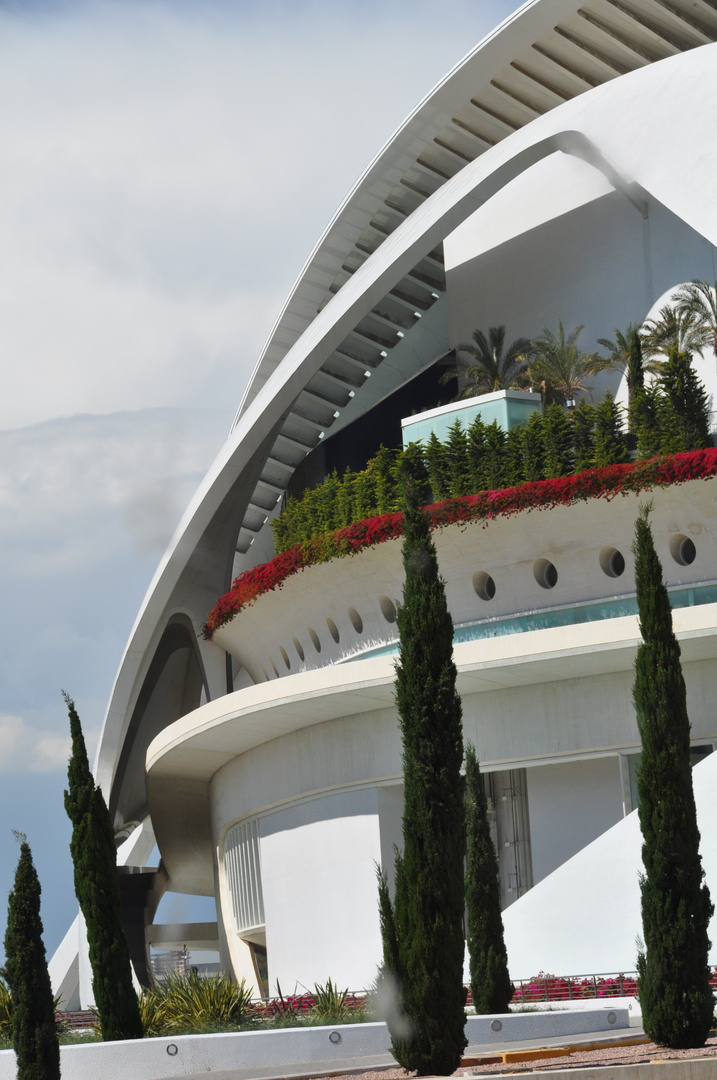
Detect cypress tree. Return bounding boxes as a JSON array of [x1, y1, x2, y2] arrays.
[[467, 416, 488, 492], [521, 411, 545, 483], [502, 426, 525, 488], [633, 386, 662, 460], [592, 390, 629, 468], [483, 422, 506, 490], [657, 348, 710, 453], [465, 745, 513, 1015], [373, 445, 400, 513], [425, 432, 450, 502], [63, 693, 144, 1041], [378, 463, 467, 1075], [445, 420, 471, 497], [4, 835, 60, 1080], [632, 508, 714, 1048], [572, 399, 595, 472], [542, 403, 574, 478]]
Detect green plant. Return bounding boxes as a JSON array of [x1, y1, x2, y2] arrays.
[[142, 970, 254, 1035], [633, 505, 714, 1048], [63, 693, 144, 1041], [310, 979, 352, 1022], [530, 321, 610, 404], [4, 836, 61, 1079], [465, 744, 513, 1014], [377, 460, 467, 1075], [444, 325, 532, 397], [591, 390, 628, 468]]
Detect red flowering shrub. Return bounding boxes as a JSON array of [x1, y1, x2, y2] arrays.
[[203, 449, 717, 640], [510, 972, 640, 1003]]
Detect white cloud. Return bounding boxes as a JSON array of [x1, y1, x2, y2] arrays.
[[0, 712, 99, 773], [0, 0, 515, 430]]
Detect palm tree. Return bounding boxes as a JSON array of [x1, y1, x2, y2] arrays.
[[443, 325, 532, 397], [597, 323, 662, 423], [673, 279, 717, 362], [529, 321, 610, 405], [640, 303, 711, 360]]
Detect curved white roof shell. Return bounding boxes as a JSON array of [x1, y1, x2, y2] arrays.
[[95, 0, 717, 834]]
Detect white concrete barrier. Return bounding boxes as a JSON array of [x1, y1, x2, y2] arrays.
[[0, 1008, 630, 1080], [465, 1006, 629, 1044]]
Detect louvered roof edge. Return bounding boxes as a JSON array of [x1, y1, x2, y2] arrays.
[[231, 0, 715, 427]]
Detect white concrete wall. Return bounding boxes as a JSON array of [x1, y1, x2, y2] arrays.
[[259, 788, 384, 992], [502, 746, 717, 977], [527, 757, 624, 884]]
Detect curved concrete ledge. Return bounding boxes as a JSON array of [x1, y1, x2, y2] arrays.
[[0, 1009, 629, 1080]]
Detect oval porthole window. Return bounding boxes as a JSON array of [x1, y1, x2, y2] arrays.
[[292, 636, 305, 662], [279, 646, 291, 670], [473, 571, 496, 601], [326, 617, 340, 644], [599, 546, 625, 578], [270, 658, 280, 678], [348, 606, 364, 633], [379, 595, 396, 623], [308, 627, 321, 653], [670, 533, 696, 566], [533, 558, 558, 590]]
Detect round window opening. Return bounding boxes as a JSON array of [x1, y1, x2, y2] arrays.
[[473, 571, 496, 602], [379, 595, 396, 623], [599, 546, 625, 578], [533, 558, 558, 590], [670, 533, 696, 566]]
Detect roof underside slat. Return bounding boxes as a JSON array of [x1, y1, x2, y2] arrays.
[[232, 0, 717, 562]]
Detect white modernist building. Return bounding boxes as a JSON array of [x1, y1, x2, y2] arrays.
[[51, 0, 717, 1005]]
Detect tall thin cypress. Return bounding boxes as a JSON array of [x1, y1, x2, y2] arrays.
[[465, 745, 513, 1014], [378, 464, 467, 1075], [4, 836, 61, 1080], [63, 693, 144, 1041], [633, 508, 714, 1048]]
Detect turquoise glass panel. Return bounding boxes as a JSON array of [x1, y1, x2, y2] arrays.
[[345, 582, 717, 662]]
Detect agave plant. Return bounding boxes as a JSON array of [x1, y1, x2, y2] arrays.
[[140, 970, 255, 1034], [311, 978, 352, 1022]]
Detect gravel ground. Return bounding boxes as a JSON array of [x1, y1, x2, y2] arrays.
[[304, 1035, 717, 1079]]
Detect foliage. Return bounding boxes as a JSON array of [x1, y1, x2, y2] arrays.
[[139, 970, 254, 1035], [310, 979, 352, 1022], [63, 693, 144, 1041], [632, 350, 710, 457], [542, 403, 573, 477], [673, 279, 717, 360], [512, 972, 639, 1003], [378, 463, 467, 1075], [641, 304, 711, 361], [598, 324, 660, 423], [633, 506, 714, 1048], [572, 399, 596, 472], [529, 321, 610, 404], [465, 744, 512, 1014], [445, 326, 532, 396], [591, 390, 628, 468], [4, 838, 61, 1080], [203, 448, 717, 638]]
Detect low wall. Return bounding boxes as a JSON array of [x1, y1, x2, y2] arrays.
[[465, 1007, 628, 1044], [0, 1008, 629, 1080]]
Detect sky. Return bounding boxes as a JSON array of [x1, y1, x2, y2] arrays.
[[0, 0, 519, 962]]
